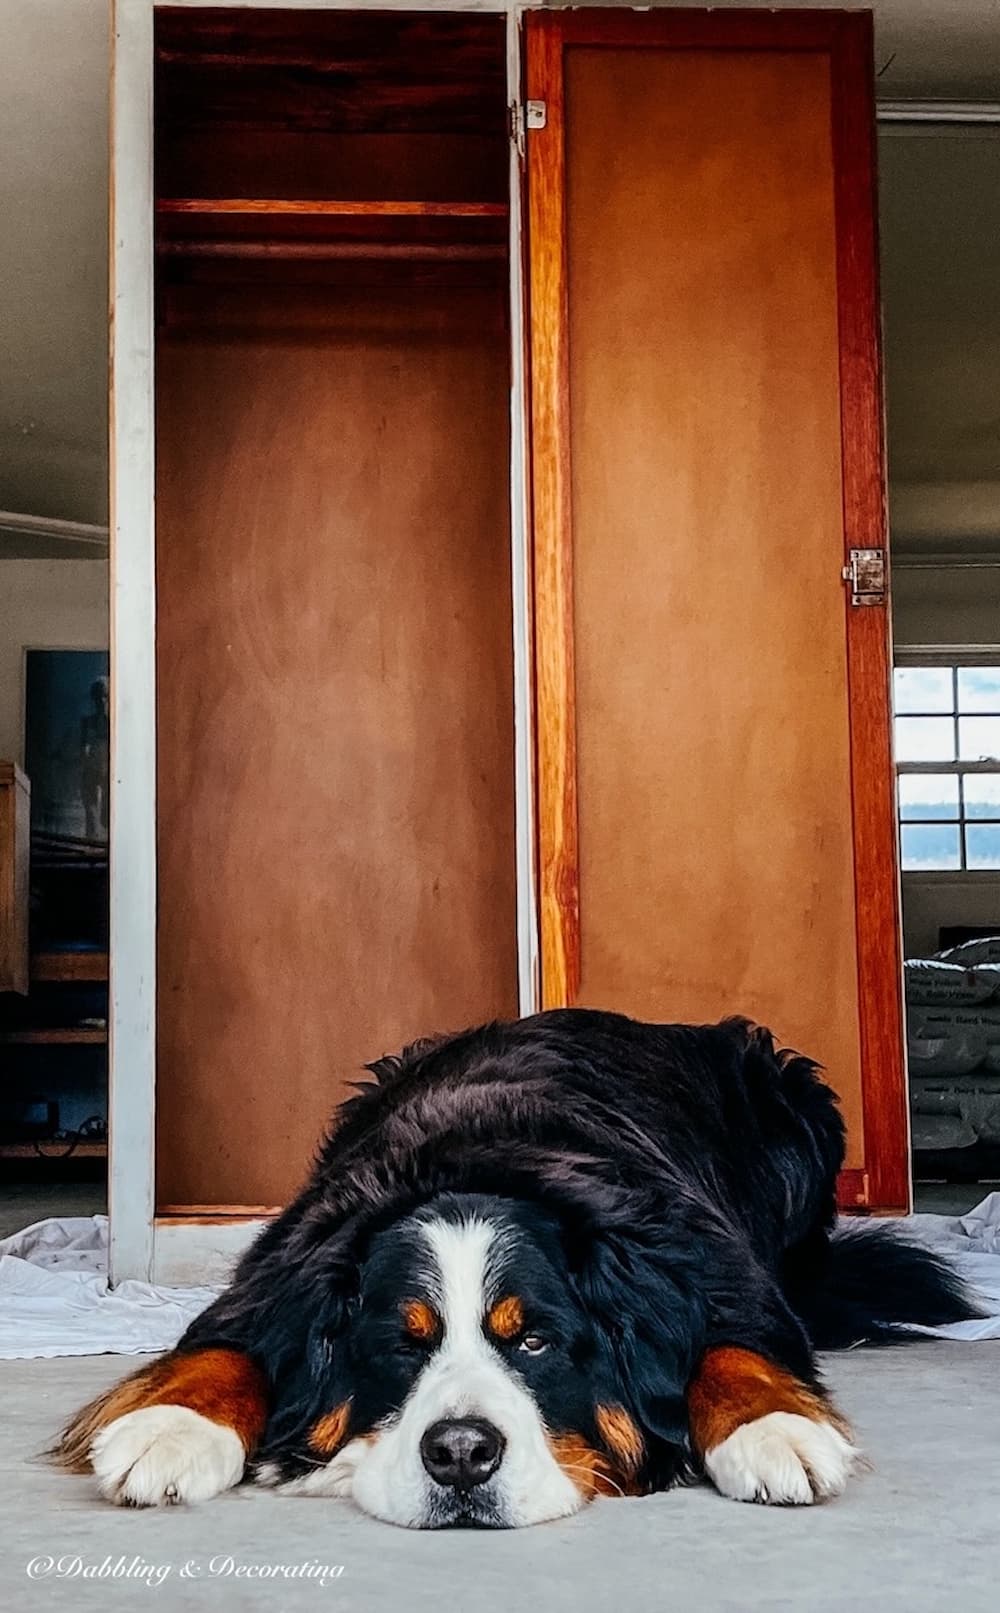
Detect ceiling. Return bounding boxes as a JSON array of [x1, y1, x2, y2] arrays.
[[0, 0, 998, 557]]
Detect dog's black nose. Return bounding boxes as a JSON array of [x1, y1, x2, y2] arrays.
[[420, 1418, 506, 1490]]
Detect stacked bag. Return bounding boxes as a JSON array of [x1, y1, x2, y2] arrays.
[[906, 937, 1000, 1153]]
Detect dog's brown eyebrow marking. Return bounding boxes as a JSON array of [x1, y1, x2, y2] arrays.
[[487, 1295, 525, 1340], [308, 1400, 352, 1456], [402, 1299, 440, 1342], [595, 1404, 646, 1476]]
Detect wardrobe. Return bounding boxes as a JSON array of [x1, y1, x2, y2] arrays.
[[109, 3, 907, 1283]]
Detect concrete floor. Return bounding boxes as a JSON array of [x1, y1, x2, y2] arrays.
[[1, 1344, 996, 1612], [912, 1182, 999, 1216], [0, 1182, 106, 1239]]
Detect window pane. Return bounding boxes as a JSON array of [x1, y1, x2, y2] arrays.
[[963, 774, 1000, 819], [893, 666, 953, 714], [898, 774, 959, 821], [901, 823, 961, 870], [957, 666, 1000, 713], [959, 716, 1000, 762], [894, 716, 955, 762], [966, 824, 1000, 869]]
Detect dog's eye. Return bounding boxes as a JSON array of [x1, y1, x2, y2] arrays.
[[518, 1335, 549, 1356]]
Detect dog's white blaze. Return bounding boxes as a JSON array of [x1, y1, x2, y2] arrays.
[[705, 1412, 860, 1506], [294, 1215, 583, 1527], [90, 1405, 245, 1507]]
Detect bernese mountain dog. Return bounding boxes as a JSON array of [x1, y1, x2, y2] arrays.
[[55, 1009, 976, 1527]]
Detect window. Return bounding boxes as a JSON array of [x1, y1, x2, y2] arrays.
[[894, 661, 1000, 871]]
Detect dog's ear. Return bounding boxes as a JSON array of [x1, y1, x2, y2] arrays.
[[253, 1289, 360, 1457], [571, 1226, 705, 1467]]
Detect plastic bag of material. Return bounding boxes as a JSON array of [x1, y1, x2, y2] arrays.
[[961, 1091, 1000, 1144], [937, 936, 1000, 968], [909, 1111, 978, 1151], [907, 1004, 989, 1073], [909, 1077, 963, 1117], [904, 958, 997, 1006], [907, 1035, 987, 1078]]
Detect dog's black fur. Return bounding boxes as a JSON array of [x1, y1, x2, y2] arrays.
[[175, 1009, 976, 1490]]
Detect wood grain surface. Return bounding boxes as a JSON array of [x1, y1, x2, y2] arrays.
[[155, 282, 517, 1206], [526, 14, 905, 1196]]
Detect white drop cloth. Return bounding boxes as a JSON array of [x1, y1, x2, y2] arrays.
[[902, 1191, 1000, 1339], [0, 1217, 218, 1360], [0, 1198, 998, 1360]]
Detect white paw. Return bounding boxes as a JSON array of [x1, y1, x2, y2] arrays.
[[90, 1405, 245, 1507], [705, 1412, 860, 1506]]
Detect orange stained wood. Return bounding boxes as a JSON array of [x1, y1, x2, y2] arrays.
[[155, 281, 517, 1207], [157, 198, 507, 216], [525, 10, 907, 1210]]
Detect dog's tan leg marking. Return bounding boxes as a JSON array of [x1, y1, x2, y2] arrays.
[[688, 1346, 860, 1506], [53, 1347, 268, 1507]]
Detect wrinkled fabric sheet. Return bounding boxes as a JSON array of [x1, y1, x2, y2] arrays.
[[0, 1217, 218, 1359], [901, 1190, 1000, 1339], [0, 1196, 999, 1359]]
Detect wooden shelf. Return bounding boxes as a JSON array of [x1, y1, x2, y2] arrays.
[[158, 198, 508, 217], [0, 1139, 106, 1160], [31, 951, 109, 983], [157, 197, 509, 264], [0, 1027, 107, 1045]]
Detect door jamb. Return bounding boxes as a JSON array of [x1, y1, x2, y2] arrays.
[[110, 0, 535, 1282]]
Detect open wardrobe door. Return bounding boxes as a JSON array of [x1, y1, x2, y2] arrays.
[[525, 9, 908, 1211]]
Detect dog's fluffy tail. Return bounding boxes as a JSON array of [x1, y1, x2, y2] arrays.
[[792, 1222, 982, 1349]]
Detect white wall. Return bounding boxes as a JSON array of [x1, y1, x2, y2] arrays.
[[0, 559, 109, 766], [902, 876, 1000, 958], [893, 565, 1000, 650]]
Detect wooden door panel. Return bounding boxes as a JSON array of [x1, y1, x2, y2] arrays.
[[156, 283, 517, 1207], [526, 11, 907, 1210]]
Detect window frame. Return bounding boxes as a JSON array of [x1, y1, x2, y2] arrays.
[[894, 647, 1000, 872]]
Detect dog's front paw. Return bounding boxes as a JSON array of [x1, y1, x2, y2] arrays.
[[704, 1412, 860, 1506], [90, 1405, 245, 1507]]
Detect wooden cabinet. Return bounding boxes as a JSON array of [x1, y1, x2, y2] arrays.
[[150, 10, 519, 1209], [0, 762, 30, 996], [110, 4, 907, 1281]]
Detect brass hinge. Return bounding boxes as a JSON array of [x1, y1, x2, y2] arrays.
[[842, 548, 886, 606]]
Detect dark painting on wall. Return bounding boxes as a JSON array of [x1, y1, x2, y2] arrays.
[[24, 650, 110, 844]]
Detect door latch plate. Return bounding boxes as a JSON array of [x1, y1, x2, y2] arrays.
[[842, 548, 886, 606]]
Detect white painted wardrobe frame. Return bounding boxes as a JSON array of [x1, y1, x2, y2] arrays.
[[109, 0, 538, 1285]]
